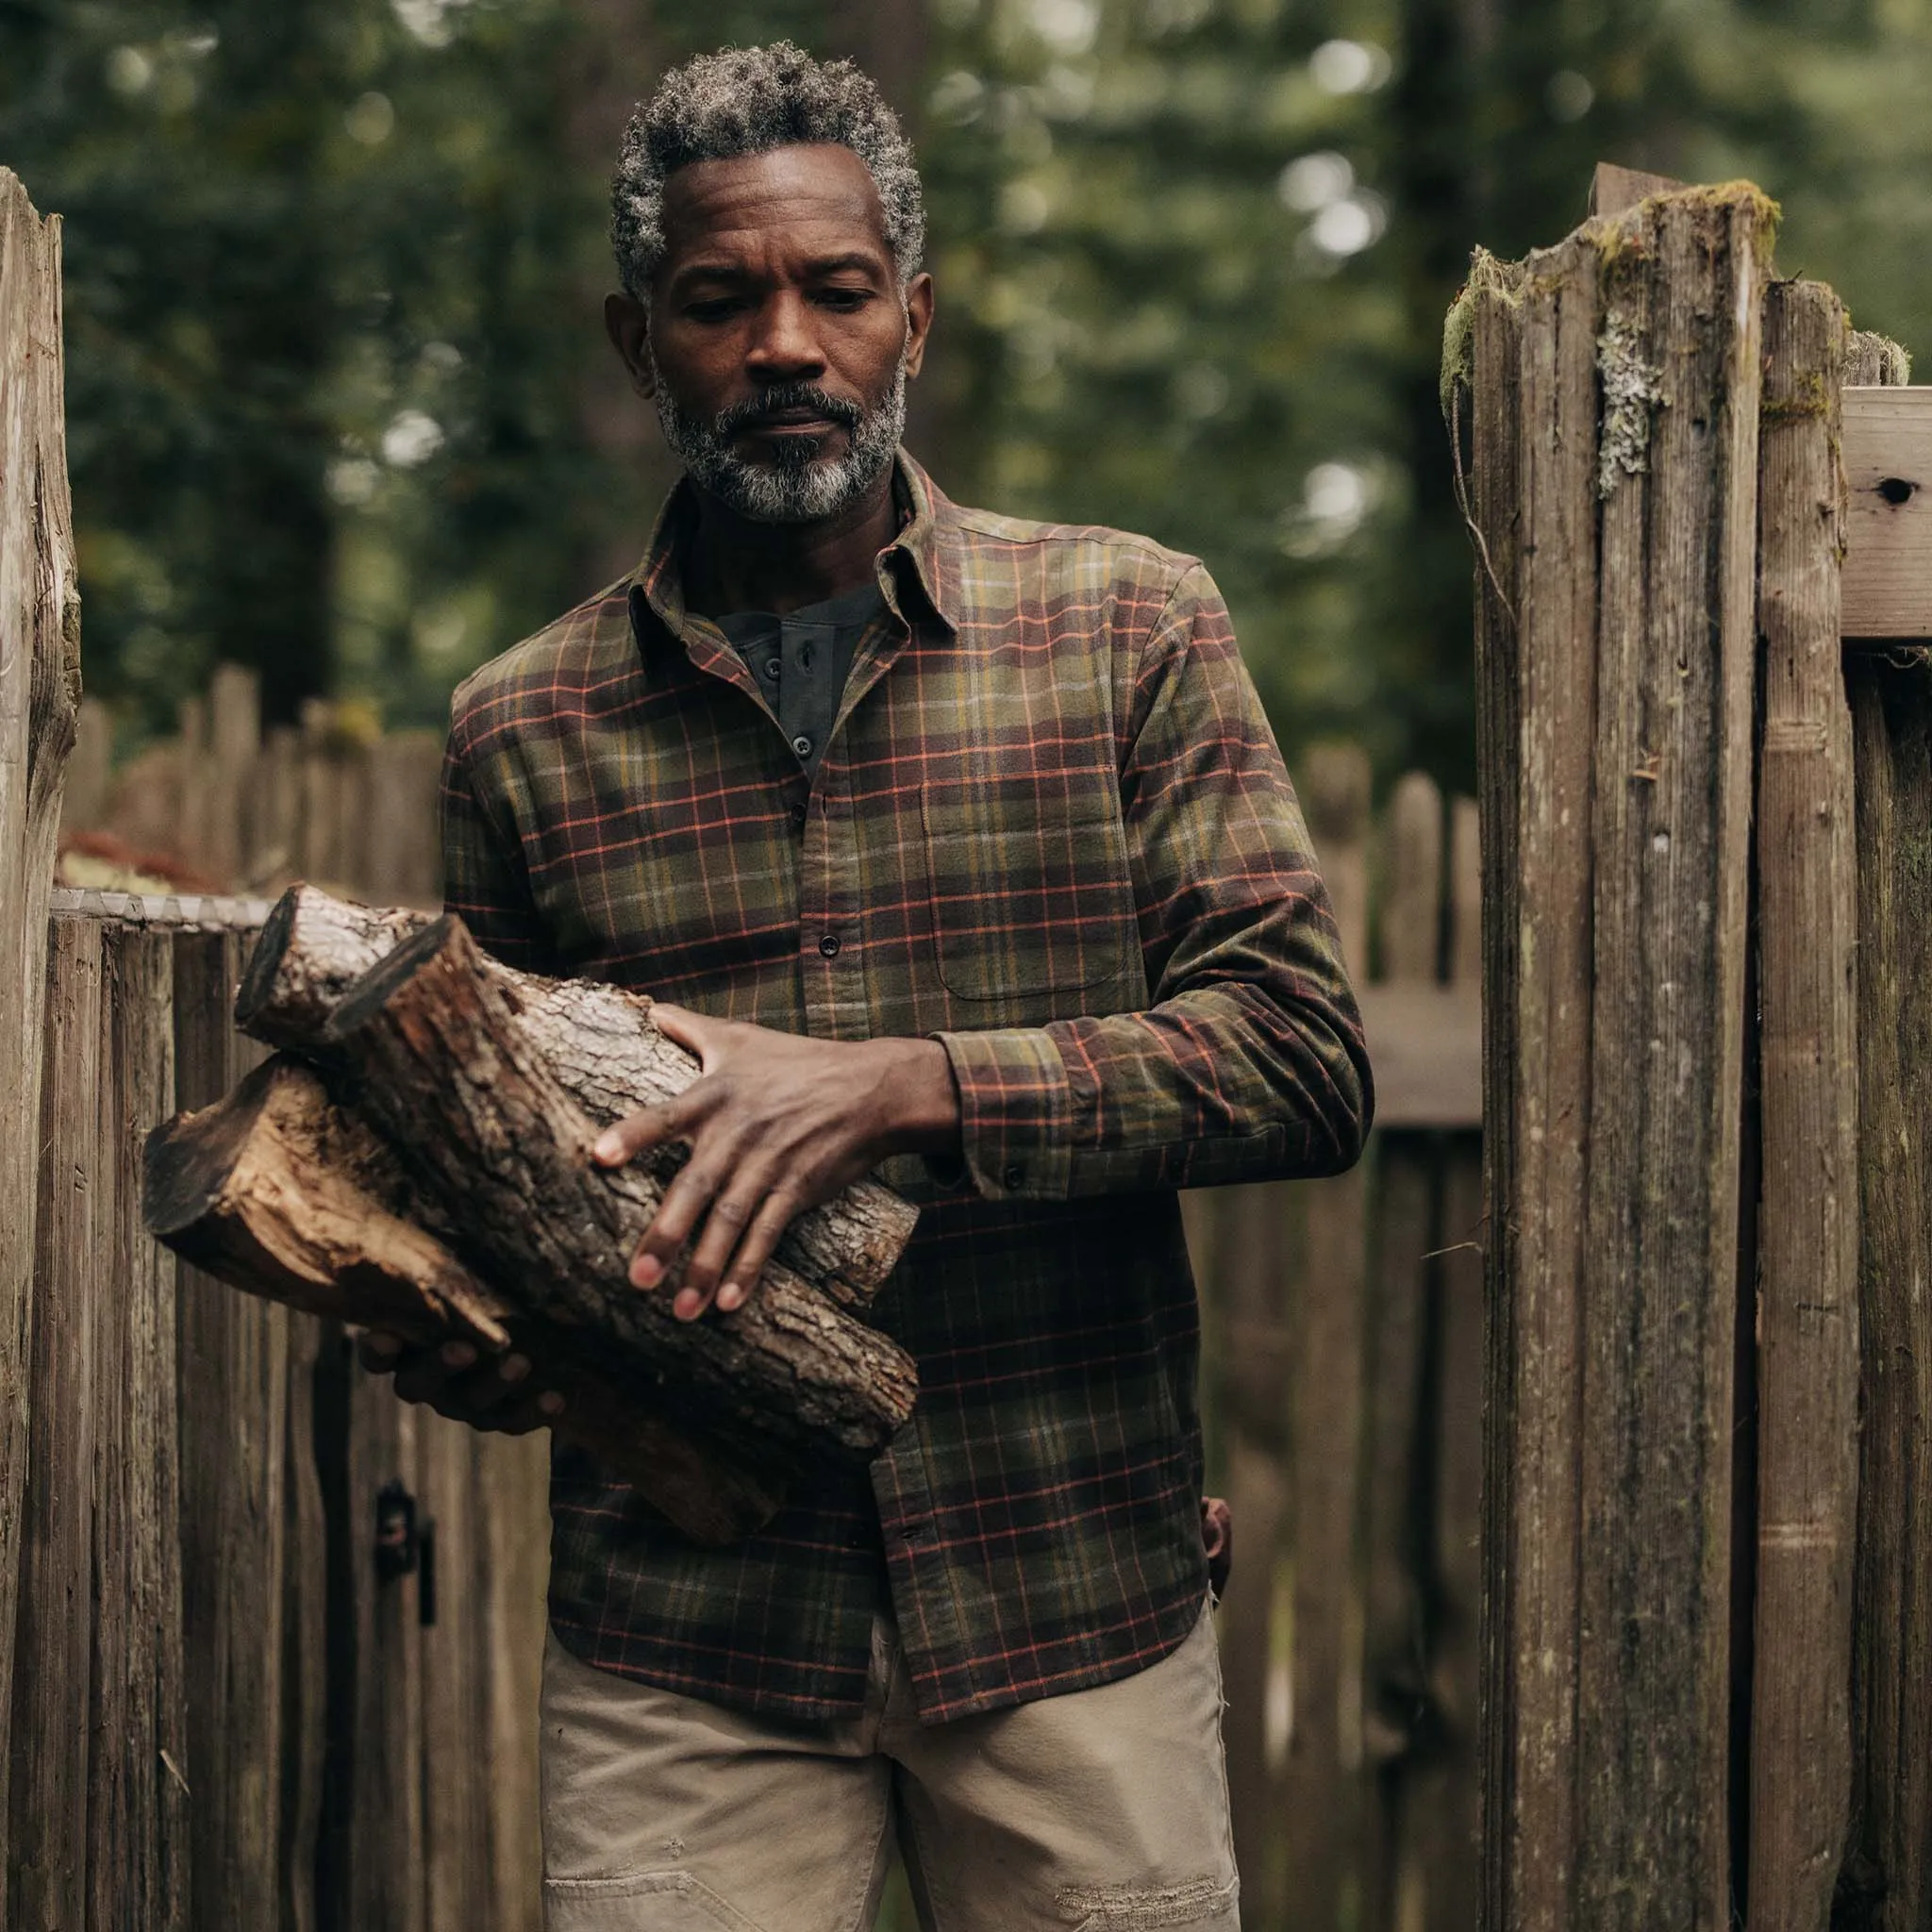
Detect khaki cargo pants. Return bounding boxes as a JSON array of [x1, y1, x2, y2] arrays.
[[539, 1596, 1241, 1932]]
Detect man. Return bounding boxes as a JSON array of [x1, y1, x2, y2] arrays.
[[364, 40, 1371, 1932]]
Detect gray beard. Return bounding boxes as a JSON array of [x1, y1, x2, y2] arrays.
[[651, 353, 908, 525]]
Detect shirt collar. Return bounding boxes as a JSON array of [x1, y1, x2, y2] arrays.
[[626, 449, 960, 663]]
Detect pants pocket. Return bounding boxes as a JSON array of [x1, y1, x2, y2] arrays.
[[543, 1868, 767, 1932]]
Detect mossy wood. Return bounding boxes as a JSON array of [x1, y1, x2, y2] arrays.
[[236, 882, 920, 1306], [1458, 182, 1771, 1928]]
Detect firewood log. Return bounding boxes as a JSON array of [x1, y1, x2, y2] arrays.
[[143, 1056, 792, 1542], [308, 912, 917, 1463], [235, 884, 919, 1306]]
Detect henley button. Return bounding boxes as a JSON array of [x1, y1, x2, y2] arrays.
[[763, 657, 781, 680], [791, 734, 813, 758], [789, 802, 808, 828], [818, 932, 841, 958]]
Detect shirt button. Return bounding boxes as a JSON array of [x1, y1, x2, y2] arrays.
[[1003, 1162, 1025, 1189], [789, 802, 808, 828], [819, 932, 841, 958], [763, 657, 781, 680], [792, 734, 813, 759]]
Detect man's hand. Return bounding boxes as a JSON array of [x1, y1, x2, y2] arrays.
[[591, 1005, 960, 1321], [358, 1329, 567, 1435]]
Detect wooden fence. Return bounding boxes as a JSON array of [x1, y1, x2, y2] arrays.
[[1457, 165, 1932, 1928], [6, 162, 1494, 1930], [1186, 752, 1484, 1932]]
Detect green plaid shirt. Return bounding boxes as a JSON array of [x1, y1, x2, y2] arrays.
[[441, 453, 1371, 1723]]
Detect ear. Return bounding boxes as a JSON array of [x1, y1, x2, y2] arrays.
[[901, 273, 935, 382], [604, 291, 657, 399]]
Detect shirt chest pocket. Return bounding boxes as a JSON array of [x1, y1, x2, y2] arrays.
[[921, 775, 1137, 1005]]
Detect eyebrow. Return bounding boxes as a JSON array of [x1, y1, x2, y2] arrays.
[[669, 250, 891, 289]]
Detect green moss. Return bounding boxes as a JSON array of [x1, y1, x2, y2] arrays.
[[1761, 372, 1830, 424], [1440, 248, 1524, 425]]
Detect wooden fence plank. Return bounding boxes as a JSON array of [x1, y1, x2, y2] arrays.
[[1748, 277, 1862, 1931], [1359, 771, 1444, 1930], [1574, 187, 1765, 1927], [108, 927, 194, 1931], [175, 927, 291, 1932], [8, 917, 103, 1932], [1473, 227, 1598, 1932], [1417, 795, 1484, 1932], [478, 1431, 549, 1932], [1213, 1178, 1297, 1923], [365, 731, 444, 908], [0, 170, 82, 1879], [1843, 655, 1932, 1928], [283, 1311, 330, 1932], [206, 663, 262, 888], [1285, 741, 1372, 1929], [1841, 388, 1932, 639]]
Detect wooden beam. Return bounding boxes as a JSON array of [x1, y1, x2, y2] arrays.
[[1357, 985, 1481, 1129], [1587, 161, 1689, 218], [1842, 387, 1932, 640]]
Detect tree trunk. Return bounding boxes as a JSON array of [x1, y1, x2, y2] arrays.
[[236, 884, 920, 1307], [144, 1055, 792, 1544]]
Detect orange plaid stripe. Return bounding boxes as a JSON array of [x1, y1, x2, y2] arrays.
[[441, 454, 1371, 1722]]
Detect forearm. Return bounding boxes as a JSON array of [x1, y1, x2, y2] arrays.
[[936, 977, 1371, 1202]]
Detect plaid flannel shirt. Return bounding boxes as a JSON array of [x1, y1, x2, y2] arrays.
[[441, 453, 1372, 1724]]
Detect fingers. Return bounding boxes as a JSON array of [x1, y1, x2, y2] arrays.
[[646, 1003, 715, 1058], [591, 1087, 710, 1170], [360, 1333, 567, 1433], [715, 1182, 808, 1314], [625, 1142, 736, 1309]]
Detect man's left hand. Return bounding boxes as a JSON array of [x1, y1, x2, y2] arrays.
[[591, 1006, 959, 1322]]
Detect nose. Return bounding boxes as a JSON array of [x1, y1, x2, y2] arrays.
[[744, 291, 826, 384]]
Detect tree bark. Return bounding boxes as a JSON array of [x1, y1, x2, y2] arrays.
[[312, 914, 917, 1464], [236, 884, 920, 1307], [144, 1055, 793, 1544]]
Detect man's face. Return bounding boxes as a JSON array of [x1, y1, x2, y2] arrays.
[[612, 142, 933, 524]]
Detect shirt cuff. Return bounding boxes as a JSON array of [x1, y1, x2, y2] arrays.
[[930, 1026, 1076, 1200]]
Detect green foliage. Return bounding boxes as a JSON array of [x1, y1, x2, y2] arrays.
[[4, 0, 1930, 785]]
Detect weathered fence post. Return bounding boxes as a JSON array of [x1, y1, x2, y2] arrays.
[[1285, 741, 1372, 1927], [1747, 277, 1862, 1930], [1458, 181, 1773, 1927], [0, 166, 80, 1895], [1840, 336, 1931, 1931]]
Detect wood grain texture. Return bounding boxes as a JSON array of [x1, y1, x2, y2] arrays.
[[1209, 1178, 1295, 1924], [175, 927, 291, 1932], [1840, 388, 1932, 639], [1359, 773, 1443, 1924], [8, 917, 103, 1932], [107, 927, 192, 1931], [1748, 277, 1861, 1931], [1478, 227, 1600, 1932], [238, 883, 920, 1303], [93, 927, 192, 1930], [1574, 186, 1765, 1928], [313, 915, 917, 1464], [1843, 657, 1932, 1931], [144, 1055, 786, 1541], [1466, 246, 1527, 1932], [0, 171, 81, 1873], [1285, 741, 1371, 1930]]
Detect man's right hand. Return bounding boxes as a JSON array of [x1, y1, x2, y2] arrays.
[[357, 1330, 568, 1437]]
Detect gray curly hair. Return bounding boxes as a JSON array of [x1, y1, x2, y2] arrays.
[[610, 42, 926, 303]]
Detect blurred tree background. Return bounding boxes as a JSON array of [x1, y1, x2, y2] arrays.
[[2, 0, 1928, 789]]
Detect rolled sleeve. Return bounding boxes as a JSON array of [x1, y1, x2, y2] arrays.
[[931, 1024, 1078, 1200]]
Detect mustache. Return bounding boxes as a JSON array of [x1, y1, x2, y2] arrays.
[[712, 383, 863, 439]]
